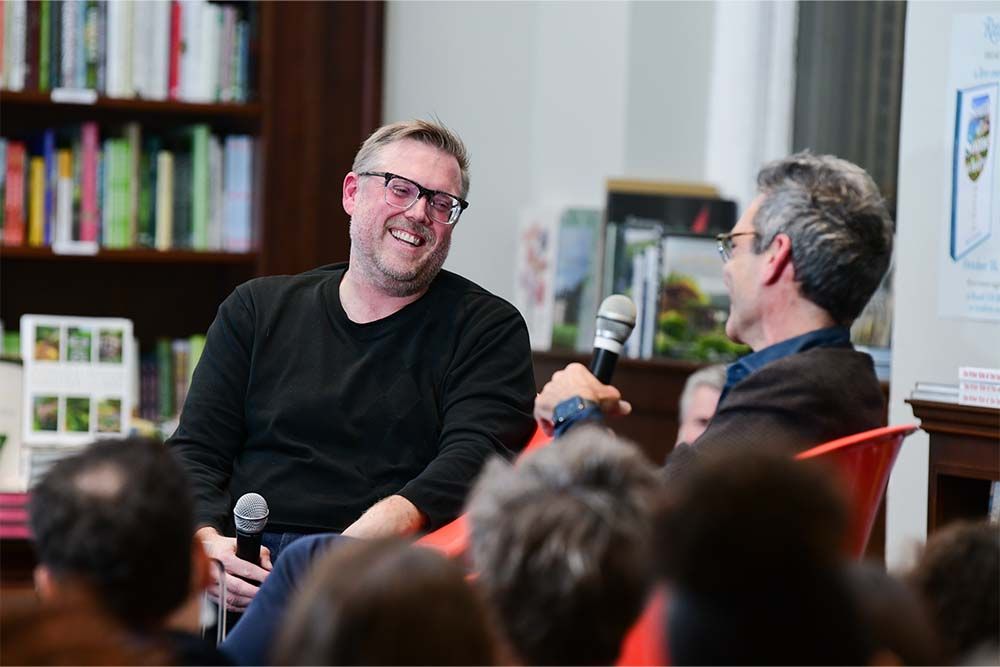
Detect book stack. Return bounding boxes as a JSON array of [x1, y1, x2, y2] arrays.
[[0, 125, 254, 252], [1, 0, 254, 103], [138, 334, 205, 423]]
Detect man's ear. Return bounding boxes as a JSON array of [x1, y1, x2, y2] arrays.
[[343, 172, 360, 216], [761, 232, 794, 285], [33, 565, 57, 601]]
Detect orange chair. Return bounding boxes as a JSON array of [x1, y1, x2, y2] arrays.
[[794, 423, 918, 558], [416, 425, 552, 557]]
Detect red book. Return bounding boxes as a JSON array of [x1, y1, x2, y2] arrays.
[[80, 122, 100, 242], [3, 142, 27, 246], [168, 0, 182, 100]]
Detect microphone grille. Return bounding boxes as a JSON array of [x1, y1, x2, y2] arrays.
[[597, 295, 637, 327], [234, 492, 269, 533], [596, 295, 637, 343]]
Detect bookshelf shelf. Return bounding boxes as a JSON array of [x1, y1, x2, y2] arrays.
[[0, 90, 263, 119], [1, 246, 258, 265]]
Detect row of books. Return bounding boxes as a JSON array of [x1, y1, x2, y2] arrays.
[[0, 123, 254, 252], [1, 0, 253, 103], [138, 334, 205, 423]]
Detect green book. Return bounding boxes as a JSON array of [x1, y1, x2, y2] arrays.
[[188, 334, 206, 388], [137, 136, 161, 247], [39, 1, 50, 91], [191, 125, 210, 250], [156, 338, 174, 420]]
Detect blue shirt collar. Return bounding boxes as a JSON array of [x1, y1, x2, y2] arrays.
[[720, 326, 852, 403]]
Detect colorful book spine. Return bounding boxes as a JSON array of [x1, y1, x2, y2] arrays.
[[154, 149, 173, 250], [155, 338, 174, 420], [167, 0, 181, 99], [190, 124, 209, 249], [3, 142, 26, 245], [38, 0, 50, 90], [42, 129, 55, 245], [24, 0, 39, 90], [27, 156, 44, 246], [55, 149, 73, 243], [80, 122, 99, 242]]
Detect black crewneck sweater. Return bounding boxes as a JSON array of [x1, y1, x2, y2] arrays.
[[168, 263, 536, 533]]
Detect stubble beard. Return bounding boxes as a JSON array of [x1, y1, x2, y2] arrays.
[[350, 214, 451, 298]]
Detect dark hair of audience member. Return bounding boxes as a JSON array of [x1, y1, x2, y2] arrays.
[[906, 520, 999, 663], [844, 561, 943, 665], [27, 437, 194, 631], [467, 426, 662, 666], [0, 593, 167, 665], [654, 450, 874, 665], [273, 537, 499, 666]]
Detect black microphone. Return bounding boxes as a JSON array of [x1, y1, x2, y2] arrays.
[[233, 492, 269, 566], [590, 295, 638, 384]]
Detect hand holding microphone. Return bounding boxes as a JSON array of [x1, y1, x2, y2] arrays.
[[534, 295, 637, 434], [196, 492, 273, 612]]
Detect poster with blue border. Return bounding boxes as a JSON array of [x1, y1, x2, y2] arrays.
[[950, 83, 997, 260], [939, 14, 1000, 323]]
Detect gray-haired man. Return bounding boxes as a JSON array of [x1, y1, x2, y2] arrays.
[[536, 152, 893, 468]]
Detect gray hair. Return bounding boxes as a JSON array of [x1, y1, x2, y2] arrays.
[[752, 151, 894, 324], [679, 364, 727, 421], [352, 119, 470, 199], [466, 427, 662, 665]]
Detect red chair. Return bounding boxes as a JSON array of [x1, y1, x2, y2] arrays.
[[416, 426, 552, 557], [616, 423, 919, 666], [794, 423, 918, 558]]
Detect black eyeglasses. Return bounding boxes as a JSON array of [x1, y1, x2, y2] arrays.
[[715, 231, 757, 262], [359, 171, 469, 225]]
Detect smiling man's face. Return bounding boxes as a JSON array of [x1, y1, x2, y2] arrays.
[[344, 139, 462, 297]]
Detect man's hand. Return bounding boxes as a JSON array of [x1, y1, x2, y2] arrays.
[[196, 526, 272, 612], [534, 362, 632, 435], [341, 495, 424, 539]]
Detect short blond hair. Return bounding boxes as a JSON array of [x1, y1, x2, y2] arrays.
[[352, 119, 470, 198]]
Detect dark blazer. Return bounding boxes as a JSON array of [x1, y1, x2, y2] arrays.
[[666, 346, 885, 479]]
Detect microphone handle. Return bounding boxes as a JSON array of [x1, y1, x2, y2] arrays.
[[235, 529, 262, 566], [590, 347, 619, 385]]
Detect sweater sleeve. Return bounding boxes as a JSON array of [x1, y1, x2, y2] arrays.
[[167, 286, 255, 531], [396, 300, 537, 530]]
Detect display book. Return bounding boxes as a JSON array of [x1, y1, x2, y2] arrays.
[[602, 180, 748, 363], [6, 314, 206, 490], [0, 125, 254, 253]]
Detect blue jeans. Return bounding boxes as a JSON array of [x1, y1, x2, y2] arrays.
[[221, 533, 346, 665]]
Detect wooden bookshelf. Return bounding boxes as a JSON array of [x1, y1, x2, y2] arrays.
[[0, 1, 384, 349]]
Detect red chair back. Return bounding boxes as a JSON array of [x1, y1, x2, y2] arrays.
[[417, 425, 552, 557], [794, 423, 918, 558]]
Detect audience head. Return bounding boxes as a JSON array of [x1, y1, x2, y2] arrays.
[[1, 592, 166, 666], [654, 449, 873, 665], [752, 151, 894, 325], [467, 426, 662, 665], [907, 520, 999, 663], [28, 437, 198, 631], [274, 537, 497, 666], [676, 364, 726, 445], [845, 561, 943, 666]]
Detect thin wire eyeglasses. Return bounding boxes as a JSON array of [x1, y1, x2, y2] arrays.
[[359, 171, 469, 225], [715, 231, 757, 262]]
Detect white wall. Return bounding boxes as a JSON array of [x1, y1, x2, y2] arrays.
[[383, 1, 720, 302], [886, 2, 1000, 570]]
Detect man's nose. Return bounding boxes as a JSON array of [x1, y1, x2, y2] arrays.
[[404, 195, 432, 225]]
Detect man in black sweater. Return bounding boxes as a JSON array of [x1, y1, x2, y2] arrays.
[[534, 151, 894, 470], [168, 120, 536, 611]]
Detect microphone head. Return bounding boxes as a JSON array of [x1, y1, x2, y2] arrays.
[[595, 295, 638, 344], [234, 492, 269, 534]]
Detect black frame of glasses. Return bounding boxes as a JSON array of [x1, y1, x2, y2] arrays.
[[715, 231, 757, 261], [359, 171, 469, 224]]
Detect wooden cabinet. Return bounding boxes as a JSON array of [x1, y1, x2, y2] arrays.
[[907, 399, 1000, 533]]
